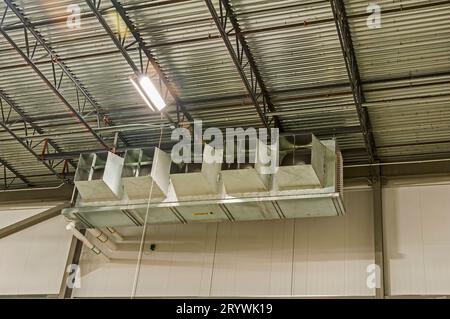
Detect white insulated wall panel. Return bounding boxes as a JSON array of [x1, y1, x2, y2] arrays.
[[292, 188, 374, 296], [384, 183, 450, 296], [0, 203, 61, 229], [210, 219, 294, 296], [4, 182, 450, 297], [74, 223, 217, 297], [0, 215, 72, 296], [75, 189, 375, 297]]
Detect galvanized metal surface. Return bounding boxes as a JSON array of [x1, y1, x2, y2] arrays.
[[0, 0, 449, 189]]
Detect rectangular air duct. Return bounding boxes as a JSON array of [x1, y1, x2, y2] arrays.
[[275, 134, 327, 191], [169, 143, 223, 197], [74, 152, 124, 201], [121, 147, 171, 200], [174, 204, 231, 223], [220, 140, 273, 194], [65, 134, 345, 228]]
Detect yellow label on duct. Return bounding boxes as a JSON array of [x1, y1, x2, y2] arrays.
[[192, 212, 211, 216]]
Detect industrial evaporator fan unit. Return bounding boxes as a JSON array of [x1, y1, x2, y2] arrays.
[[63, 134, 345, 229], [275, 134, 326, 190]]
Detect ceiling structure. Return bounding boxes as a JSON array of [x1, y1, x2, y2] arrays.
[[0, 0, 449, 189]]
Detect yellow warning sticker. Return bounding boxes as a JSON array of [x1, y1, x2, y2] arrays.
[[192, 212, 211, 216]]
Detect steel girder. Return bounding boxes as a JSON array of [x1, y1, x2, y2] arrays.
[[0, 1, 113, 150], [110, 0, 194, 124], [3, 0, 129, 147], [0, 157, 32, 189], [0, 90, 76, 168], [0, 202, 70, 238], [204, 0, 282, 131], [0, 118, 69, 184], [85, 0, 192, 125], [330, 0, 377, 163], [0, 94, 71, 184], [0, 92, 74, 187], [38, 125, 364, 162]]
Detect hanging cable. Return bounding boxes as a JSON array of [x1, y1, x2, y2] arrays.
[[130, 115, 165, 298]]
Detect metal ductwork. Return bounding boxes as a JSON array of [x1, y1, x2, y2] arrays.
[[74, 152, 124, 201], [121, 148, 171, 200], [169, 143, 223, 197], [63, 134, 345, 228], [221, 139, 272, 194]]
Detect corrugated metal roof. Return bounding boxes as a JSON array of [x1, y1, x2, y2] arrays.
[[347, 0, 450, 160], [0, 0, 449, 189]]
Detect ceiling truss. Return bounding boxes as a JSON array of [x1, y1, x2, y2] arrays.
[[1, 0, 114, 150], [86, 0, 196, 126], [204, 0, 281, 130], [330, 0, 377, 163]]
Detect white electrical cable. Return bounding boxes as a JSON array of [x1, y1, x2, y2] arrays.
[[130, 118, 165, 298]]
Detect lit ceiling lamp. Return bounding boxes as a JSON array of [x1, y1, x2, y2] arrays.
[[130, 75, 166, 112]]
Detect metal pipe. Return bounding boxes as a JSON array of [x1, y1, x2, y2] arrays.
[[106, 226, 124, 242], [12, 123, 168, 141], [87, 228, 118, 251], [66, 222, 109, 261], [344, 158, 450, 168], [10, 118, 450, 143], [0, 182, 66, 193]]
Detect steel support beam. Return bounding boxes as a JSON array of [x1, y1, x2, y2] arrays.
[[0, 202, 70, 239], [372, 165, 387, 298], [0, 91, 75, 183], [0, 157, 32, 188], [85, 0, 187, 125], [38, 126, 361, 161], [58, 231, 85, 299], [330, 0, 377, 163], [110, 0, 193, 124], [3, 0, 128, 148], [204, 0, 279, 130], [0, 90, 76, 170], [0, 30, 109, 151], [0, 118, 68, 184], [2, 0, 446, 35], [0, 184, 73, 202]]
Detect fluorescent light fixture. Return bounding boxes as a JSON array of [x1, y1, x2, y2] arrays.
[[139, 76, 166, 111], [129, 75, 167, 112], [130, 77, 155, 111]]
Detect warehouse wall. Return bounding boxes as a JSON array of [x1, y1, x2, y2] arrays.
[[73, 187, 375, 297], [383, 181, 450, 296], [1, 179, 450, 297], [0, 203, 72, 296]]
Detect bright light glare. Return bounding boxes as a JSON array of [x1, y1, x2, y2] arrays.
[[138, 75, 166, 111], [130, 77, 155, 112]]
